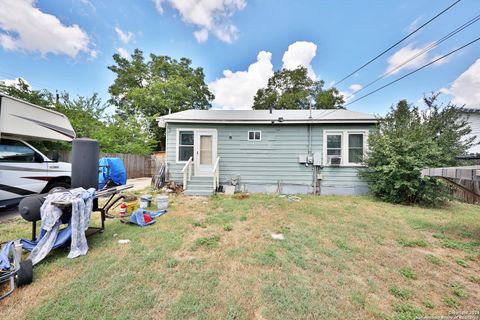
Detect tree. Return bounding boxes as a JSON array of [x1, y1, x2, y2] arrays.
[[252, 66, 344, 110], [108, 49, 214, 149], [361, 95, 474, 206]]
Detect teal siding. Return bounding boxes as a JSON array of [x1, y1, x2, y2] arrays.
[[165, 122, 371, 195]]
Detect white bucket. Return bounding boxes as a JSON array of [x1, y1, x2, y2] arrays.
[[156, 195, 169, 210], [139, 195, 152, 209]]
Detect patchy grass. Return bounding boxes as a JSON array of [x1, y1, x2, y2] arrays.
[[1, 194, 479, 319]]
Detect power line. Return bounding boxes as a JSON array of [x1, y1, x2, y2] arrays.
[[343, 36, 480, 107], [345, 13, 480, 99], [0, 70, 58, 92], [334, 0, 462, 86]]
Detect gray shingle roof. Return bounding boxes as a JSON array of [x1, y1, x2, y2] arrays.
[[158, 109, 377, 126]]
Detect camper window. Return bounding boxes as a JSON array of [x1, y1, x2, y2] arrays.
[[0, 139, 40, 163]]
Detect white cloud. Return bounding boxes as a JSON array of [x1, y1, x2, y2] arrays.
[[385, 42, 454, 76], [153, 0, 246, 43], [209, 51, 274, 110], [115, 27, 133, 44], [0, 77, 30, 89], [0, 0, 94, 58], [117, 48, 130, 59], [385, 43, 433, 75], [444, 58, 480, 107], [194, 28, 209, 43], [282, 41, 317, 79], [339, 84, 363, 102]]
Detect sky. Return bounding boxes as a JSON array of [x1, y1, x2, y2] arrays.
[[0, 0, 479, 116]]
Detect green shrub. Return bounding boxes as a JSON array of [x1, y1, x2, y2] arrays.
[[393, 303, 422, 320], [423, 299, 434, 309], [239, 215, 247, 221], [223, 223, 233, 231], [166, 258, 178, 268], [361, 96, 473, 206]]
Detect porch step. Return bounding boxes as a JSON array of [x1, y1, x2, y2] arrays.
[[184, 175, 215, 196]]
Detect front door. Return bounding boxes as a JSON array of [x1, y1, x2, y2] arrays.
[[194, 130, 217, 176]]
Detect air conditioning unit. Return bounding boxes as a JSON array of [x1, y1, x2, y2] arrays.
[[328, 156, 342, 166]]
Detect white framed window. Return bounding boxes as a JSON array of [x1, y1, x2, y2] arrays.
[[177, 130, 194, 162], [248, 130, 261, 141], [323, 130, 368, 166]]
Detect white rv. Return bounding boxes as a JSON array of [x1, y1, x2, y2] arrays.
[[0, 94, 75, 209]]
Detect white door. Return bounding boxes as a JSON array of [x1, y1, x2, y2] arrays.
[[194, 130, 217, 176]]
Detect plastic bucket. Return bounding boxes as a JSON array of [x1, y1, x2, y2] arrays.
[[139, 195, 152, 209], [156, 195, 169, 210]]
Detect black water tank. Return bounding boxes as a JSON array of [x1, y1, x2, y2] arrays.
[[71, 138, 99, 190]]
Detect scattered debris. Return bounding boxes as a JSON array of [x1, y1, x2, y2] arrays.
[[118, 239, 131, 244], [271, 233, 284, 240], [233, 193, 249, 200]]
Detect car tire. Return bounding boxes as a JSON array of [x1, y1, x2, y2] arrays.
[[44, 181, 70, 194]]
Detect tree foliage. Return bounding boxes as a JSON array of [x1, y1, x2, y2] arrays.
[[252, 67, 344, 110], [361, 94, 474, 206], [108, 49, 214, 149]]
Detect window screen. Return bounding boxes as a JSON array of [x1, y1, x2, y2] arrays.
[[326, 134, 342, 156], [348, 134, 364, 163]]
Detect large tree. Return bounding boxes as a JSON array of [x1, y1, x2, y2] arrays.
[[252, 66, 344, 110], [108, 49, 214, 149], [361, 94, 474, 206]]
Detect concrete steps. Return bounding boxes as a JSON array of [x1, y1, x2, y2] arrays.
[[184, 176, 214, 196]]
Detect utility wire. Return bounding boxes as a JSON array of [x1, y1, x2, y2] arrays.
[[343, 36, 480, 107], [334, 0, 462, 86], [344, 13, 480, 99]]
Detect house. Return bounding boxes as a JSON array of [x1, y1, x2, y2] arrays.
[[157, 109, 377, 196], [459, 108, 480, 155]]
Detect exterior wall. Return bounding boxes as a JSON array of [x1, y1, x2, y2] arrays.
[[165, 122, 371, 195]]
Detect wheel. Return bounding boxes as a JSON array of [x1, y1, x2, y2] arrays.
[[44, 182, 70, 194], [17, 260, 33, 286]]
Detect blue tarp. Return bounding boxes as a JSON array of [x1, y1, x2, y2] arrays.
[[98, 157, 127, 189]]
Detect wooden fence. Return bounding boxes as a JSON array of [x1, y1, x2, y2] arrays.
[[57, 150, 164, 179]]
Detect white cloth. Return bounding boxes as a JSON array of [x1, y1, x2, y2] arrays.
[[28, 188, 95, 265]]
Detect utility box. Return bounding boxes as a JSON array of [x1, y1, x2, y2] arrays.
[[298, 154, 307, 163], [307, 155, 313, 164], [313, 152, 322, 166]]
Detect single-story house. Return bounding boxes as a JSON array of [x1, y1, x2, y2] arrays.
[[157, 109, 377, 196]]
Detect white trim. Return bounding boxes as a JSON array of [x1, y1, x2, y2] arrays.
[[323, 129, 369, 167], [194, 129, 218, 177], [175, 128, 195, 164], [247, 130, 262, 141]]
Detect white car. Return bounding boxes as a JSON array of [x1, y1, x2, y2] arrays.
[[0, 94, 75, 209]]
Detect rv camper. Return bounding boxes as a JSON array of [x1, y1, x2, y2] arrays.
[[0, 94, 75, 209]]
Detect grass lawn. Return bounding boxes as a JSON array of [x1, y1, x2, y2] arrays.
[[0, 194, 479, 319]]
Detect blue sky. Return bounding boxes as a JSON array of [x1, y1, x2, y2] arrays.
[[0, 0, 479, 115]]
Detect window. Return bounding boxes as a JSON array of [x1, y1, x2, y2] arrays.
[[0, 139, 39, 162], [348, 134, 364, 163], [326, 134, 342, 157], [248, 131, 261, 141], [323, 130, 367, 166], [178, 131, 194, 162]]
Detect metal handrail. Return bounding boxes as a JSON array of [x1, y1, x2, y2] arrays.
[[182, 157, 193, 189], [213, 157, 220, 190]]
